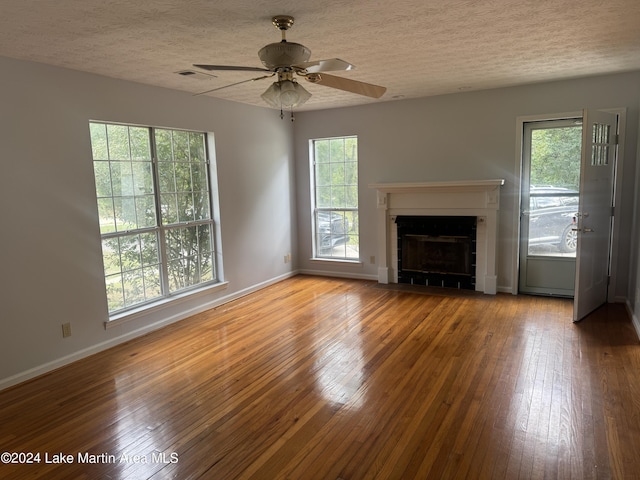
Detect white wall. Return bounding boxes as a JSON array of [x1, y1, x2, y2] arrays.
[[294, 72, 640, 299], [0, 56, 296, 388], [631, 102, 640, 335], [2, 57, 639, 390]]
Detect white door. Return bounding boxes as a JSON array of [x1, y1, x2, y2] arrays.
[[573, 109, 618, 321]]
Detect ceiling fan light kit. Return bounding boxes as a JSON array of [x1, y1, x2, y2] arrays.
[[261, 79, 311, 108], [194, 15, 386, 117]]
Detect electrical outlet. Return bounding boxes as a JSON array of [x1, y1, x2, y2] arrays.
[[370, 256, 376, 264], [62, 322, 72, 338], [284, 253, 291, 264]]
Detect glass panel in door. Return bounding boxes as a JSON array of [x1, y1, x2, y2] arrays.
[[519, 119, 582, 296]]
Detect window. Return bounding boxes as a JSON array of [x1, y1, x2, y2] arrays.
[[89, 122, 217, 316], [310, 136, 359, 260]]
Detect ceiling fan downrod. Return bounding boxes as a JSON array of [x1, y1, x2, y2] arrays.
[[272, 15, 295, 41]]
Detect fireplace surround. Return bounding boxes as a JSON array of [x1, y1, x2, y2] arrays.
[[369, 180, 504, 294]]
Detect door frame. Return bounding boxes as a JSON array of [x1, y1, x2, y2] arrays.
[[512, 108, 627, 300]]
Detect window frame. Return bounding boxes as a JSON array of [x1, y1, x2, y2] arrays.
[[309, 135, 361, 262], [89, 121, 221, 319]]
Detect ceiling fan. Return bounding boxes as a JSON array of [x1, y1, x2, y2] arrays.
[[193, 15, 386, 113]]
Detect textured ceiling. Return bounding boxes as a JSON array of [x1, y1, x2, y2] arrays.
[[1, 0, 640, 111]]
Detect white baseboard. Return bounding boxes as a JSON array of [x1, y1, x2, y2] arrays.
[[0, 272, 297, 392], [625, 299, 640, 341], [297, 269, 379, 281], [497, 285, 515, 294]]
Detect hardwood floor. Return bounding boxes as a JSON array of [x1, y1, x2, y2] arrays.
[[1, 275, 639, 479]]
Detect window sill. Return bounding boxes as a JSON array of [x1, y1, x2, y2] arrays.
[[310, 257, 363, 266], [105, 281, 229, 329]]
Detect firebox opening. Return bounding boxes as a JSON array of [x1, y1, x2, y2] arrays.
[[396, 216, 477, 289]]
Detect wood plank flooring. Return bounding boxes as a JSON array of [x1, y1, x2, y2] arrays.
[[1, 275, 639, 479]]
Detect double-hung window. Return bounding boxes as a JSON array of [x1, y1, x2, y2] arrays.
[[310, 136, 360, 260], [89, 122, 217, 316]]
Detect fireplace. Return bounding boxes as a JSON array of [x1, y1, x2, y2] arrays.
[[369, 179, 504, 294], [396, 216, 477, 289]]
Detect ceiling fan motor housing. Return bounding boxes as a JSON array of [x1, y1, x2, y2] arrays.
[[258, 42, 311, 70]]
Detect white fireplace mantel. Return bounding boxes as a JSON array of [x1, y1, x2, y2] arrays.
[[369, 179, 505, 294]]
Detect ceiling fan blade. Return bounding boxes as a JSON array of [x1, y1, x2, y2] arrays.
[[295, 58, 355, 73], [305, 73, 386, 98], [194, 64, 271, 73], [193, 74, 274, 96]]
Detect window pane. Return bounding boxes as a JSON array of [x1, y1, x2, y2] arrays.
[[331, 186, 346, 208], [345, 185, 358, 208], [132, 162, 154, 195], [182, 256, 199, 288], [105, 274, 124, 312], [345, 161, 358, 185], [172, 131, 190, 161], [113, 196, 138, 231], [165, 225, 214, 293], [168, 259, 185, 292], [316, 186, 331, 208], [90, 123, 108, 160], [123, 269, 145, 306], [93, 161, 112, 198], [161, 193, 178, 225], [174, 162, 192, 192], [139, 232, 159, 267], [100, 231, 163, 313], [315, 140, 330, 163], [330, 138, 345, 161], [102, 238, 121, 276], [316, 163, 331, 186], [119, 234, 142, 271], [191, 161, 207, 188], [129, 127, 151, 161], [97, 198, 116, 234], [193, 190, 211, 220], [178, 193, 194, 222], [189, 132, 206, 162], [198, 224, 214, 282], [143, 266, 161, 298], [331, 162, 345, 186], [155, 129, 173, 161], [346, 211, 359, 259], [107, 125, 131, 160], [158, 161, 176, 193], [135, 195, 156, 228], [345, 137, 358, 161], [165, 228, 182, 258], [110, 161, 134, 197]]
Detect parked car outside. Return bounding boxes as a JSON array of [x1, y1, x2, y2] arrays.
[[317, 211, 350, 253], [527, 186, 579, 254]]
